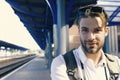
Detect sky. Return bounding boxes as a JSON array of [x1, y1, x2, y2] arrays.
[[0, 0, 40, 50]]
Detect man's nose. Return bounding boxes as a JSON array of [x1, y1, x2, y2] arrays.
[[88, 32, 95, 40]]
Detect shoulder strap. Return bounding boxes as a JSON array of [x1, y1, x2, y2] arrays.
[[63, 52, 120, 80], [63, 49, 79, 80], [105, 54, 120, 80]]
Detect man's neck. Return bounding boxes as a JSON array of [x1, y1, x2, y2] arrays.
[[85, 51, 102, 66]]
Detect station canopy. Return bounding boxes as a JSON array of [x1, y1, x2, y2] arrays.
[[5, 0, 120, 50], [0, 40, 28, 51]]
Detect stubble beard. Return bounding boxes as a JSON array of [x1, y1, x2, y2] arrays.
[[80, 39, 103, 54]]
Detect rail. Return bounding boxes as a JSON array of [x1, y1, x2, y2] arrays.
[[0, 54, 36, 77]]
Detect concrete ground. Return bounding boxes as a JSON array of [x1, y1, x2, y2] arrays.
[[0, 56, 51, 80]]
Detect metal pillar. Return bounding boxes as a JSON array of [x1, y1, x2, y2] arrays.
[[104, 26, 118, 56], [46, 31, 52, 68], [53, 24, 58, 57], [55, 0, 69, 56]]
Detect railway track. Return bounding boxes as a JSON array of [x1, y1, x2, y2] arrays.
[[0, 54, 36, 78]]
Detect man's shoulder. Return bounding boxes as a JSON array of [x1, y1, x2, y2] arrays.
[[105, 53, 120, 61], [105, 53, 120, 79], [52, 55, 65, 65], [51, 55, 69, 80], [54, 49, 76, 62]]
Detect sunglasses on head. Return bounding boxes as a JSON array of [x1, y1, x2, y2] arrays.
[[78, 5, 104, 16]]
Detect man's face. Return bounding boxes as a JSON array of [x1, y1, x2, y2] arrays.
[[79, 17, 109, 54]]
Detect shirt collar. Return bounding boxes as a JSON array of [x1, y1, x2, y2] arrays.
[[76, 46, 87, 64], [98, 51, 106, 66]]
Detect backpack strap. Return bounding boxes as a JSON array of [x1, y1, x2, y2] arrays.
[[63, 51, 120, 80], [105, 54, 120, 80], [63, 49, 79, 80]]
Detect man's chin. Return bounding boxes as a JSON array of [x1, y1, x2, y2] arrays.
[[86, 48, 98, 54]]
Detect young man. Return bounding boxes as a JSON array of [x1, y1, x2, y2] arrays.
[[51, 5, 120, 80]]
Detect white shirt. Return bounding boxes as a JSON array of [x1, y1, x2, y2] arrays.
[[51, 46, 120, 80]]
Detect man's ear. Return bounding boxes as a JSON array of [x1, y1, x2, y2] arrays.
[[105, 26, 109, 37], [77, 26, 80, 33]]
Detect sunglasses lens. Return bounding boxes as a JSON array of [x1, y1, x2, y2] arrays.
[[91, 7, 103, 13], [78, 7, 89, 15], [78, 6, 103, 15]]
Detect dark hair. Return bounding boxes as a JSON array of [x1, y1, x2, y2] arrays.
[[74, 5, 109, 27]]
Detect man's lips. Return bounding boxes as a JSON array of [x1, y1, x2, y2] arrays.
[[87, 42, 96, 46]]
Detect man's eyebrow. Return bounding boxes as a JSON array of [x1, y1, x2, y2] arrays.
[[81, 27, 88, 29], [97, 26, 103, 29], [98, 25, 104, 28]]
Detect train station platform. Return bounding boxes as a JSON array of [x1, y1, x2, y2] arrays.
[[0, 56, 51, 80]]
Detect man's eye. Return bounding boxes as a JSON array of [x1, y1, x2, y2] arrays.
[[81, 29, 89, 32], [94, 29, 102, 33]]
